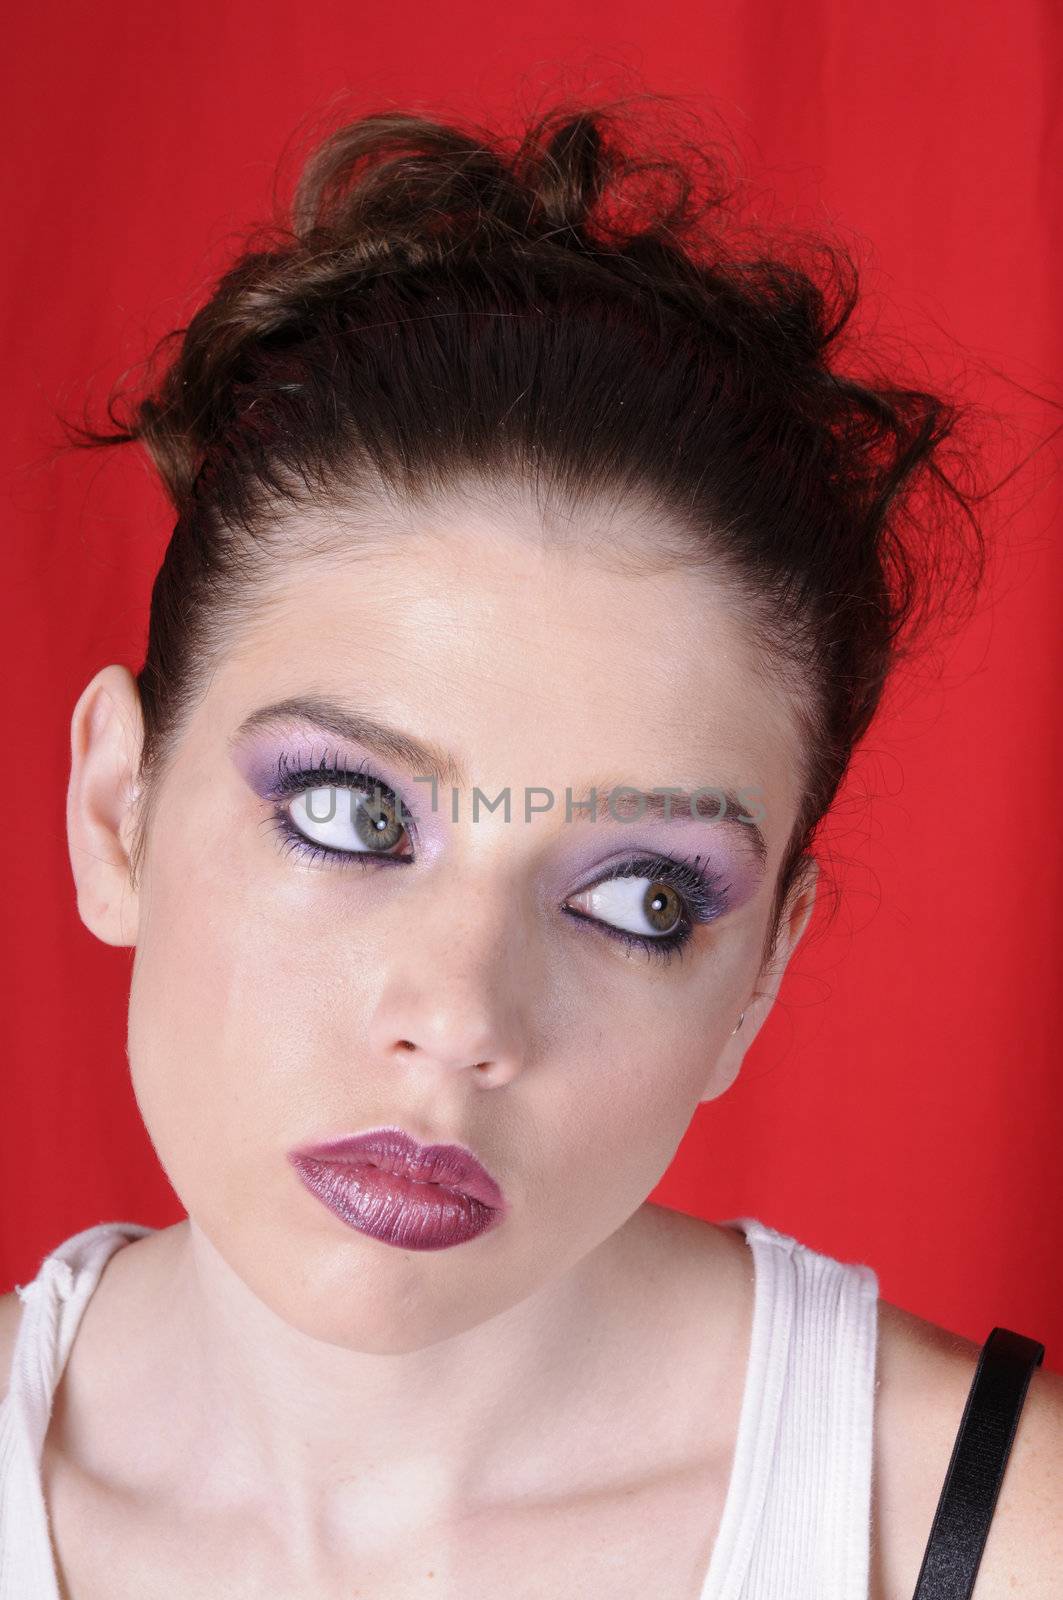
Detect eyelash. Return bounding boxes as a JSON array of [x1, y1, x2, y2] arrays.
[[264, 752, 731, 967]]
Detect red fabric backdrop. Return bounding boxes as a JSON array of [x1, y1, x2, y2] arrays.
[[2, 3, 1060, 1361]]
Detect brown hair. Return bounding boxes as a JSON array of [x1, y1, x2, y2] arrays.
[[65, 93, 987, 972]]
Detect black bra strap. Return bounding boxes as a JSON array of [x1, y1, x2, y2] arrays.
[[910, 1325, 1045, 1599]]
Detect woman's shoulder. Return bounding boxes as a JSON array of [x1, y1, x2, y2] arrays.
[[0, 1222, 159, 1411], [871, 1295, 1063, 1598]]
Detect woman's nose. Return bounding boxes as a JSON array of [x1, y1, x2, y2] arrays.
[[362, 879, 536, 1083]]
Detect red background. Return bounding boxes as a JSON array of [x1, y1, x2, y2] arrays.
[[2, 4, 1060, 1362]]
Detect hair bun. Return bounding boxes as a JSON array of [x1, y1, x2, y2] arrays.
[[290, 110, 524, 258]]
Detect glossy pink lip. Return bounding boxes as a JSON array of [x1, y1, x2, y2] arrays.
[[286, 1126, 506, 1211]]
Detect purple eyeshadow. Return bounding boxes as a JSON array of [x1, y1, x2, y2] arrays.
[[229, 724, 766, 923]]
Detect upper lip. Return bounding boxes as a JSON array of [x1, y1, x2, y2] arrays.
[[287, 1126, 506, 1211]]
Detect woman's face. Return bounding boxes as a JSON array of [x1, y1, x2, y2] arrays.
[[77, 495, 813, 1353]]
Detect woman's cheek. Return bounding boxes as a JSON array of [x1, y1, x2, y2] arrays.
[[126, 856, 277, 1183]]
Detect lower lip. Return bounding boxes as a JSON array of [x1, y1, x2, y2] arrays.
[[291, 1157, 502, 1250]]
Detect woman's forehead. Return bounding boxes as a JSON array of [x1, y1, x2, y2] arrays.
[[222, 514, 799, 761]]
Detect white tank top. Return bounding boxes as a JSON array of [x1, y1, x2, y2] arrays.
[[0, 1216, 880, 1598]]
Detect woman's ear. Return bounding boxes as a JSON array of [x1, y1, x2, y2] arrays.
[[700, 858, 820, 1102], [66, 664, 145, 948]]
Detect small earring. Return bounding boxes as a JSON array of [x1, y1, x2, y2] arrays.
[[731, 1009, 746, 1036]]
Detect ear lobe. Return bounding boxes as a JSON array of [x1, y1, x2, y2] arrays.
[[699, 995, 765, 1103], [66, 664, 145, 948]]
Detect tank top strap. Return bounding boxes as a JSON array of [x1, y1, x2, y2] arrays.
[[9, 1223, 154, 1440], [699, 1217, 880, 1600], [0, 1221, 154, 1600]]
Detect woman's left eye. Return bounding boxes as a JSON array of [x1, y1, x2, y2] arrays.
[[564, 856, 728, 963], [567, 873, 686, 938]]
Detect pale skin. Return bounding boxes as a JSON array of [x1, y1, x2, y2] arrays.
[[1, 490, 1060, 1596]]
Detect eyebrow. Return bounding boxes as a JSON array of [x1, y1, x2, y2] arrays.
[[229, 695, 768, 863]]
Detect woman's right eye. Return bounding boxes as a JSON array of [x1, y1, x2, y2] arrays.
[[282, 780, 412, 860]]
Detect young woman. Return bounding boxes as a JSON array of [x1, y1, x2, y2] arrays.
[[1, 98, 1059, 1598]]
